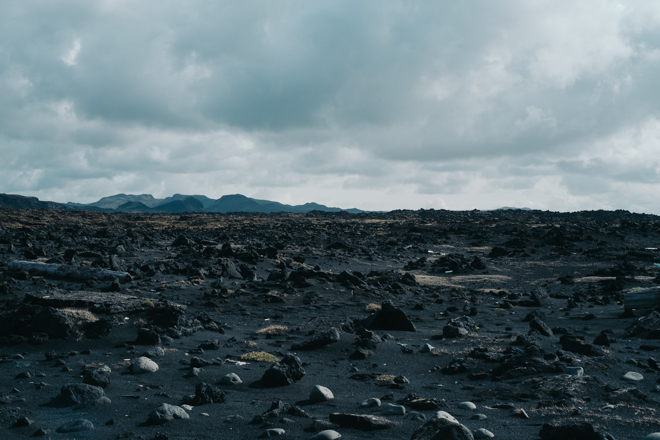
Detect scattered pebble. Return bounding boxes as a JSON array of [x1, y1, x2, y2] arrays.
[[309, 430, 342, 440], [310, 385, 334, 402], [132, 356, 159, 374], [259, 428, 286, 437], [217, 373, 242, 386], [474, 428, 495, 438], [623, 371, 644, 381], [359, 397, 381, 408]]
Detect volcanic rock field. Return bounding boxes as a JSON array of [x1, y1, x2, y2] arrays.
[[1, 208, 660, 440]]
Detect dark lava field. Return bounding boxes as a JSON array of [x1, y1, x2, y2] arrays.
[[1, 208, 660, 440]]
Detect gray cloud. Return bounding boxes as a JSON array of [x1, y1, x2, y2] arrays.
[[1, 1, 660, 212]]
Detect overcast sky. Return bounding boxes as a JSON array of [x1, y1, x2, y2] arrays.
[[2, 1, 660, 212]]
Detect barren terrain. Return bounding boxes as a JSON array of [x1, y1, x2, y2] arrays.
[[0, 208, 660, 440]]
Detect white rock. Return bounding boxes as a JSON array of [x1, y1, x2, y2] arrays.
[[643, 433, 660, 440], [148, 403, 189, 424], [623, 371, 644, 381], [381, 403, 406, 415], [133, 356, 159, 374], [458, 401, 477, 410], [218, 373, 242, 386], [309, 430, 342, 440], [474, 428, 495, 439], [309, 385, 334, 402], [433, 411, 459, 424], [359, 397, 381, 408]]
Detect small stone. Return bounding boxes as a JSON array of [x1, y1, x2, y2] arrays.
[[259, 428, 286, 437], [474, 428, 495, 439], [145, 346, 166, 358], [186, 367, 203, 377], [434, 411, 459, 424], [458, 401, 477, 410], [148, 403, 190, 425], [406, 412, 426, 421], [60, 383, 106, 406], [643, 433, 660, 440], [471, 414, 488, 420], [218, 372, 242, 386], [309, 430, 342, 440], [133, 356, 159, 374], [421, 343, 434, 353], [381, 403, 406, 415], [12, 416, 34, 428], [360, 398, 381, 408], [310, 385, 334, 402], [329, 413, 398, 430], [564, 367, 584, 376], [623, 371, 644, 381], [31, 427, 49, 436]]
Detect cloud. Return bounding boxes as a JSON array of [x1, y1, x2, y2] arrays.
[[61, 39, 81, 66], [1, 1, 660, 212]]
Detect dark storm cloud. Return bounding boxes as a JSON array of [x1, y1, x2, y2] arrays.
[[1, 1, 660, 211]]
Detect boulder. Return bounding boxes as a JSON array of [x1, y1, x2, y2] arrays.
[[359, 301, 416, 332], [258, 353, 306, 387], [292, 328, 341, 351], [410, 411, 474, 440], [147, 403, 189, 425]]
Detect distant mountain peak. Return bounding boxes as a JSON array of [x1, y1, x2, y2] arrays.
[[0, 192, 365, 214]]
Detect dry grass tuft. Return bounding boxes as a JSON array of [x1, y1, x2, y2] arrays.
[[58, 308, 98, 324], [376, 374, 396, 381], [255, 325, 288, 335], [56, 307, 98, 341], [365, 303, 381, 312], [238, 351, 281, 363]]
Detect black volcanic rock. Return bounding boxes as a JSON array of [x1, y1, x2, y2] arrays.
[[291, 327, 341, 351], [443, 316, 477, 338], [559, 335, 605, 357], [328, 413, 397, 431], [539, 422, 610, 440], [187, 382, 226, 405], [359, 301, 416, 332], [256, 353, 306, 387]]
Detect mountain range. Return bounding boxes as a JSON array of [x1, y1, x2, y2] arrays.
[[0, 193, 364, 214]]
